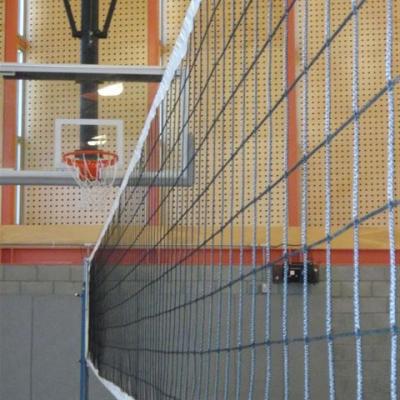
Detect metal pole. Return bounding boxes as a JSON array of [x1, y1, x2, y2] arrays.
[[80, 0, 99, 149], [79, 258, 89, 400]]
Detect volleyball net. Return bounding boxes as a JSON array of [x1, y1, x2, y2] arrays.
[[87, 0, 399, 399]]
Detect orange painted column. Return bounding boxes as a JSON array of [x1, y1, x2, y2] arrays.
[[2, 0, 18, 225], [147, 0, 160, 225], [287, 0, 300, 227]]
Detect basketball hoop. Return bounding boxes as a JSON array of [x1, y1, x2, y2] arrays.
[[62, 149, 119, 209]]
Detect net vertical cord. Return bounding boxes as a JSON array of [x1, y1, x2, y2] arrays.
[[213, 0, 226, 397], [324, 0, 336, 399], [204, 2, 218, 397], [263, 1, 274, 399], [351, 1, 363, 399], [248, 0, 259, 398], [385, 0, 397, 399], [223, 1, 236, 398], [300, 0, 310, 398], [235, 0, 247, 397], [282, 2, 290, 399]]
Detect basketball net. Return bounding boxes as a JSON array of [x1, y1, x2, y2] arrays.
[[63, 149, 119, 210]]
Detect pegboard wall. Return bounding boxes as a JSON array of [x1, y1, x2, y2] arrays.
[[296, 0, 400, 228], [9, 0, 400, 231], [163, 0, 286, 229], [23, 0, 149, 225], [160, 0, 399, 232], [162, 0, 190, 61]]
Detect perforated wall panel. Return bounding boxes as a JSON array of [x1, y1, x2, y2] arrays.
[[21, 0, 399, 229], [162, 0, 190, 61], [164, 0, 286, 228], [23, 0, 148, 225], [297, 0, 400, 228]]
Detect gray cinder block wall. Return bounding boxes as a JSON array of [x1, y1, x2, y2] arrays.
[[0, 264, 395, 399], [0, 264, 114, 400]]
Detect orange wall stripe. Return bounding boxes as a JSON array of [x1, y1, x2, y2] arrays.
[[287, 0, 300, 227], [0, 247, 395, 266], [2, 0, 18, 225], [147, 0, 161, 225]]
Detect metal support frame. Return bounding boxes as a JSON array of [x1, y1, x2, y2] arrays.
[[0, 133, 195, 186], [0, 63, 165, 82], [79, 0, 99, 148], [63, 0, 118, 39], [63, 0, 81, 38], [79, 258, 89, 400], [96, 0, 118, 38]]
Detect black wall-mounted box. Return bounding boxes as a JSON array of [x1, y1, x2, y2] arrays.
[[272, 262, 319, 284]]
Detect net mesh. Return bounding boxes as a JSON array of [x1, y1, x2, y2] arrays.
[[88, 0, 400, 399]]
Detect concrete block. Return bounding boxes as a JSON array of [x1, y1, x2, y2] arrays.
[[333, 298, 353, 313], [334, 296, 387, 314], [277, 284, 303, 296], [89, 370, 116, 400], [360, 267, 388, 281], [333, 313, 355, 331], [360, 298, 387, 313], [37, 266, 71, 281], [316, 266, 326, 281], [332, 266, 354, 281], [341, 282, 372, 297], [0, 295, 32, 400], [32, 296, 81, 400], [243, 280, 261, 295], [21, 282, 53, 295], [335, 344, 355, 361], [309, 281, 341, 297], [361, 313, 389, 330], [4, 265, 37, 281], [0, 281, 20, 294], [335, 374, 356, 400], [363, 361, 391, 395], [335, 360, 356, 377], [372, 281, 390, 297], [54, 281, 83, 295], [70, 265, 83, 282], [230, 280, 251, 294], [332, 282, 342, 297], [363, 344, 390, 361]]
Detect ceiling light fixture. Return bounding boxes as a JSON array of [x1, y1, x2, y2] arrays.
[[98, 82, 124, 97]]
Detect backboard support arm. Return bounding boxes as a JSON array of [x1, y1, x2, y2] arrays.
[[62, 0, 82, 38]]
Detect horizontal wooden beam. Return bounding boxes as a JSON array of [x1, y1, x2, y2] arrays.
[[0, 225, 102, 246], [0, 225, 398, 250]]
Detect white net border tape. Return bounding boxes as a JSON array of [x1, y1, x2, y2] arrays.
[[89, 0, 202, 263], [87, 359, 136, 400]]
